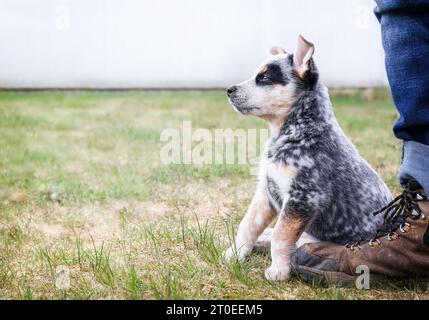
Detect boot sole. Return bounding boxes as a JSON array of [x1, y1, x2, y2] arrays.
[[293, 265, 357, 287], [293, 264, 429, 288]]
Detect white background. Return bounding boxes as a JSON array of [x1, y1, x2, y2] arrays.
[[0, 0, 388, 88]]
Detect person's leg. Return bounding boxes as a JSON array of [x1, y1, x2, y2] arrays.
[[375, 0, 429, 194]]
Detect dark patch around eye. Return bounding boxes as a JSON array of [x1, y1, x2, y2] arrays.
[[255, 64, 287, 86]]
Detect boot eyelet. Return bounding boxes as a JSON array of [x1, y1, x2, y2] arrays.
[[399, 222, 411, 233], [350, 244, 361, 252], [387, 232, 399, 241], [369, 239, 381, 247], [420, 213, 426, 220]]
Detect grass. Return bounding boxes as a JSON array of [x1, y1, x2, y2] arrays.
[[0, 89, 427, 300]]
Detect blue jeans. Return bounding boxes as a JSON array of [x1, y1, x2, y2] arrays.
[[375, 0, 429, 194]]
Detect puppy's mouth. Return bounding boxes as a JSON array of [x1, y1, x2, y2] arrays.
[[228, 96, 260, 115], [234, 106, 260, 114]]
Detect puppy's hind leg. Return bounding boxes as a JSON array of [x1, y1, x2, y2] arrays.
[[254, 229, 319, 254], [254, 228, 273, 253], [296, 232, 319, 248]]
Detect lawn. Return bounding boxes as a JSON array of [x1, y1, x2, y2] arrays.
[[0, 89, 427, 300]]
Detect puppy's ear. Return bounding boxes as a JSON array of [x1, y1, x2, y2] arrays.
[[293, 35, 314, 78], [270, 46, 286, 55]]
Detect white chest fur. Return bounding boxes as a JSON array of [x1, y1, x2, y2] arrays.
[[260, 156, 297, 213]]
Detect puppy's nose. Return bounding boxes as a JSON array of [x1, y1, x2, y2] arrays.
[[227, 85, 238, 97]]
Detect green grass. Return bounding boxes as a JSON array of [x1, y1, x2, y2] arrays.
[[0, 89, 427, 300]]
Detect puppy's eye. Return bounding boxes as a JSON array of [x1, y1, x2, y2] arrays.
[[256, 73, 269, 83]]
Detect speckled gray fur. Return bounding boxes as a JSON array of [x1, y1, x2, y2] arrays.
[[267, 81, 391, 243], [229, 50, 392, 245]]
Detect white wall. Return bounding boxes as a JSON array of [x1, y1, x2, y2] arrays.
[[0, 0, 387, 88]]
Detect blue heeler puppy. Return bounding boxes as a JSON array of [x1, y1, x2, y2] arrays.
[[224, 35, 392, 281]]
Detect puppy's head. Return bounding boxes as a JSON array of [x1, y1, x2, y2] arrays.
[[227, 35, 318, 120]]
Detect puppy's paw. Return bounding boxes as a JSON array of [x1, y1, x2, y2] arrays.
[[223, 246, 251, 263], [264, 265, 291, 281]]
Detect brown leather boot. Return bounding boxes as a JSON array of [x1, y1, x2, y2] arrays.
[[291, 186, 429, 286]]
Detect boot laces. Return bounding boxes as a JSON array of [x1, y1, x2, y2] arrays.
[[346, 181, 427, 249]]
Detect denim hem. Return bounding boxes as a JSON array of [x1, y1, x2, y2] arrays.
[[399, 140, 429, 195]]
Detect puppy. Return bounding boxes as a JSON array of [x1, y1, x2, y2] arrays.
[[224, 35, 392, 281]]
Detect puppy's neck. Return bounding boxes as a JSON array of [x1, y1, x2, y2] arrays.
[[268, 85, 332, 141], [261, 109, 293, 138], [266, 116, 287, 137]]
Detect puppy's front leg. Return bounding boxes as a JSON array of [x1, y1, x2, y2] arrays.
[[224, 185, 276, 262], [265, 213, 309, 281]]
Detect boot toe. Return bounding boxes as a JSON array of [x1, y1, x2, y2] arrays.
[[291, 243, 341, 273]]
